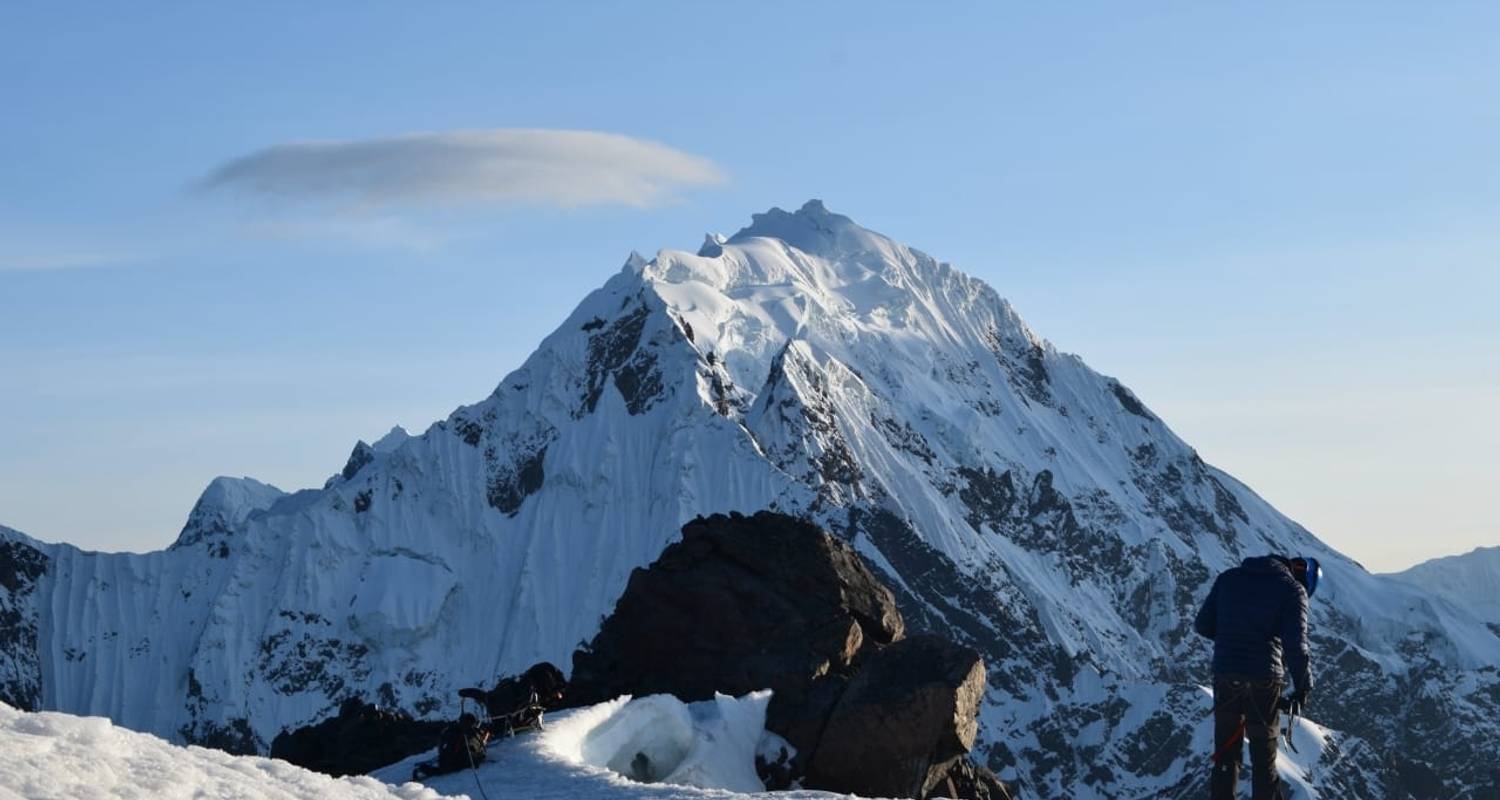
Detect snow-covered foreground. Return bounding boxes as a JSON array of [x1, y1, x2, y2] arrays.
[[0, 701, 450, 800], [0, 689, 1348, 800], [0, 693, 859, 800], [375, 692, 855, 799]]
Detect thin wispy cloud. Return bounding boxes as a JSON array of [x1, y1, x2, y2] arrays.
[[0, 249, 126, 271], [0, 227, 141, 271], [197, 129, 727, 211]]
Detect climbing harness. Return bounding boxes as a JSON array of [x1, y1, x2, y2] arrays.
[[1222, 679, 1281, 757], [1128, 680, 1295, 800]]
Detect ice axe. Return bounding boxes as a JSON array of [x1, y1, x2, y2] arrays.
[[1275, 694, 1300, 753]]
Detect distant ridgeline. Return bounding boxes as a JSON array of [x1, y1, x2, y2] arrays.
[[3, 201, 1497, 798]]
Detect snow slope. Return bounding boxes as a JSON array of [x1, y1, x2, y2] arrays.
[[0, 701, 451, 800], [0, 694, 827, 800], [3, 201, 1498, 798], [1387, 545, 1500, 626], [373, 691, 845, 800]]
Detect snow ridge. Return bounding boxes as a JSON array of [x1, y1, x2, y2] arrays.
[[2, 201, 1497, 798], [1387, 546, 1500, 626]]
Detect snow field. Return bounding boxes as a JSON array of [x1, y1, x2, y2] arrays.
[[543, 692, 771, 793], [375, 692, 858, 799], [0, 691, 1335, 800], [0, 701, 451, 800], [0, 693, 846, 799]]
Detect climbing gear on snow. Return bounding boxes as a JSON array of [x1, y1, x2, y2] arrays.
[[410, 711, 491, 781], [458, 662, 565, 738], [458, 688, 549, 738]]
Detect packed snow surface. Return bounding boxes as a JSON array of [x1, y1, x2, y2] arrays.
[[374, 692, 849, 799], [0, 694, 851, 800], [0, 701, 451, 800], [0, 691, 1338, 800], [547, 692, 771, 792]]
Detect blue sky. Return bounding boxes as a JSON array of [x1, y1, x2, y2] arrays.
[[2, 3, 1496, 572]]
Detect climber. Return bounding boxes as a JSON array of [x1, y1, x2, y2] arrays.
[[409, 662, 566, 783], [1194, 554, 1322, 800], [410, 712, 490, 781], [458, 661, 567, 737]]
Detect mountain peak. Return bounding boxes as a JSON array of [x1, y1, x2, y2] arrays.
[[371, 426, 410, 453], [727, 199, 893, 260], [171, 476, 285, 551], [696, 232, 728, 258], [621, 250, 648, 275]]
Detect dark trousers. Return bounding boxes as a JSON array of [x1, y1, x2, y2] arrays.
[[1210, 676, 1283, 800]]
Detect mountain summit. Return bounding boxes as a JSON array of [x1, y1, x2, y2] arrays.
[[2, 203, 1496, 798]]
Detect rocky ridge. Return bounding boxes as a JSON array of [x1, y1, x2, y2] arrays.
[[569, 511, 1005, 798]]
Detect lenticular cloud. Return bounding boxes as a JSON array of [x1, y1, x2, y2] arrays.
[[198, 129, 726, 210]]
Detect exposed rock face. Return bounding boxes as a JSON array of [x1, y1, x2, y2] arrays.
[[273, 662, 568, 777], [569, 510, 902, 712], [0, 530, 49, 711], [569, 511, 1006, 799], [269, 697, 442, 777], [938, 757, 1016, 800], [809, 634, 986, 797]]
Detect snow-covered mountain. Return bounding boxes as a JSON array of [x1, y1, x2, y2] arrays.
[[1388, 546, 1500, 626], [2, 201, 1497, 798]]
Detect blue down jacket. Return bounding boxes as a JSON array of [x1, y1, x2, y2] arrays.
[[1194, 556, 1312, 692]]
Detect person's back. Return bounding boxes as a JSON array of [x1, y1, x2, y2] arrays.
[[1194, 555, 1320, 800], [436, 713, 490, 773]]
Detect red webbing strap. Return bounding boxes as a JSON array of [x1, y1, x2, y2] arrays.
[[1211, 719, 1246, 766]]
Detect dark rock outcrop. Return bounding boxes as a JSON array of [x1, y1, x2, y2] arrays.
[[0, 533, 48, 711], [569, 511, 1013, 799], [270, 697, 443, 777], [275, 661, 571, 777], [936, 757, 1016, 800], [808, 634, 987, 797], [569, 510, 903, 710]]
